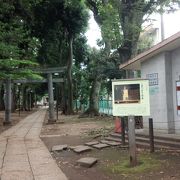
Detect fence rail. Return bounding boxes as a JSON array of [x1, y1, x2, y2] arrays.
[[73, 99, 113, 115], [99, 100, 112, 115]]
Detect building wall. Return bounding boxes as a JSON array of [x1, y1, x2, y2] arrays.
[[141, 53, 169, 133], [171, 47, 180, 133], [164, 52, 175, 133]]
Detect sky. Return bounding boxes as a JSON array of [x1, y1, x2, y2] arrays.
[[85, 9, 180, 48], [85, 11, 101, 48]]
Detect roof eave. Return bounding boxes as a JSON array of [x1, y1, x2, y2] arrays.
[[119, 31, 180, 70]]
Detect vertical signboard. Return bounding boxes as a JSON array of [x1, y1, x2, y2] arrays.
[[177, 81, 180, 115], [112, 79, 150, 116]]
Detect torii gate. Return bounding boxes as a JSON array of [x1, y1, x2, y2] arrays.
[[4, 67, 66, 124]]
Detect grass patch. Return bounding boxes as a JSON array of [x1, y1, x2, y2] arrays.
[[85, 126, 113, 138], [105, 153, 161, 175]]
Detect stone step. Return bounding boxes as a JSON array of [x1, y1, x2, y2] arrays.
[[111, 132, 180, 143], [77, 157, 98, 168], [92, 143, 110, 149], [85, 141, 99, 146], [136, 133, 180, 143], [72, 145, 92, 153], [100, 140, 121, 146], [136, 141, 180, 150], [135, 136, 180, 149], [51, 145, 68, 152], [110, 133, 121, 138], [105, 137, 121, 142], [109, 132, 180, 149]]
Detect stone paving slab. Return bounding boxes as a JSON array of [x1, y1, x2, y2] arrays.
[[100, 140, 111, 144], [105, 137, 121, 142], [107, 141, 121, 146], [77, 157, 98, 168], [1, 170, 34, 180], [0, 139, 7, 166], [85, 141, 99, 146], [0, 109, 68, 180], [92, 143, 110, 149], [52, 144, 68, 152], [101, 140, 121, 146], [69, 145, 82, 150], [73, 145, 92, 153]]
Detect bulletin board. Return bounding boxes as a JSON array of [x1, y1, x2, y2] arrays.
[[112, 79, 150, 116]]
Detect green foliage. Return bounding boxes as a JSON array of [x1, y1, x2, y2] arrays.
[[72, 64, 91, 105], [73, 34, 89, 66], [33, 0, 89, 66], [84, 0, 180, 106], [30, 0, 90, 108], [0, 0, 41, 80], [63, 0, 89, 36], [137, 35, 154, 54], [99, 2, 122, 49]]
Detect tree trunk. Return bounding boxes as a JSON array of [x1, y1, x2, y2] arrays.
[[11, 84, 16, 112], [118, 0, 145, 63], [81, 76, 101, 117], [67, 36, 74, 115], [4, 78, 12, 123], [22, 86, 28, 111], [0, 83, 5, 110]]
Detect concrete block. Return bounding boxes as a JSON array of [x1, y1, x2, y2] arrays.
[[73, 145, 92, 153], [100, 140, 121, 146], [100, 140, 110, 144], [85, 141, 99, 146], [92, 143, 109, 149], [106, 141, 121, 146], [77, 157, 98, 168], [51, 145, 68, 152], [69, 145, 84, 150]]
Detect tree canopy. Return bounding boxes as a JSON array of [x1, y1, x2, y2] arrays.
[[1, 0, 179, 115], [0, 1, 41, 80]]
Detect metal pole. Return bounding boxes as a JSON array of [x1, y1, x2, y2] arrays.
[[121, 118, 125, 145], [19, 85, 21, 116], [75, 80, 78, 113], [47, 73, 55, 122], [149, 118, 155, 153], [34, 93, 37, 108], [29, 91, 31, 111], [128, 116, 137, 167], [107, 98, 109, 115], [56, 83, 58, 121], [5, 78, 12, 124]]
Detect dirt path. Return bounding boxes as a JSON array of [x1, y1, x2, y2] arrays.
[[41, 114, 180, 180]]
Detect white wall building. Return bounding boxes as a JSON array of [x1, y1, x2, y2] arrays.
[[120, 32, 180, 134]]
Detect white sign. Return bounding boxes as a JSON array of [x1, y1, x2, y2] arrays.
[[112, 79, 150, 116], [146, 73, 158, 86]]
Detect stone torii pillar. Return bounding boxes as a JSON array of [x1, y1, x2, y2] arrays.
[[47, 73, 55, 122], [4, 78, 12, 124]]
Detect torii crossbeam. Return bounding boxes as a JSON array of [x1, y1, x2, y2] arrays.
[[3, 67, 66, 124]]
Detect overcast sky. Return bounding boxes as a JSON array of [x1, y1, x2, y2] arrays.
[[85, 9, 180, 48]]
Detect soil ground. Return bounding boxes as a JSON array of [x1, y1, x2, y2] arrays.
[[41, 113, 180, 180]]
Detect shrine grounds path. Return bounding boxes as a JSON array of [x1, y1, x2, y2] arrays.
[[0, 108, 68, 180]]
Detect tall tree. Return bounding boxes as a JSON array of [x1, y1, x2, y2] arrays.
[[0, 1, 40, 80], [32, 0, 89, 114], [84, 0, 179, 116], [84, 0, 121, 116], [0, 1, 41, 122]]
